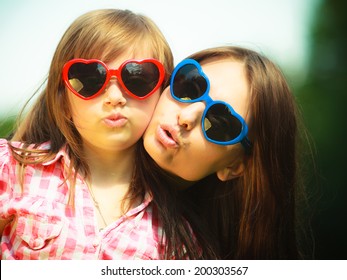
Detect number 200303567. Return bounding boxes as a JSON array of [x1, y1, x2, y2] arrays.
[[194, 266, 248, 276]]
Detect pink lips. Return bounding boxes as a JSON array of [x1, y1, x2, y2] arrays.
[[103, 113, 127, 128], [156, 124, 180, 148]]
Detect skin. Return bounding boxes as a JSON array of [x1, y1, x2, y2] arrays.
[[143, 58, 250, 182]]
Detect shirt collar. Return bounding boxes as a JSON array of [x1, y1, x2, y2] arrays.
[[42, 143, 71, 167]]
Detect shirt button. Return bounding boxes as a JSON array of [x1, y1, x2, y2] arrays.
[[92, 239, 100, 247], [30, 237, 45, 250]]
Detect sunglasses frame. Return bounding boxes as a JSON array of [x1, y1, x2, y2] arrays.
[[170, 59, 251, 148], [62, 58, 165, 100]]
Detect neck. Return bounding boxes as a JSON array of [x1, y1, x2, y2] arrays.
[[82, 143, 139, 229], [83, 143, 135, 187], [161, 169, 196, 190]]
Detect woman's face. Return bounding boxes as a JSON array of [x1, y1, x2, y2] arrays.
[[143, 58, 250, 181]]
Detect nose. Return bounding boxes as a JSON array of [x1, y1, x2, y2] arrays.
[[103, 80, 127, 106], [177, 102, 205, 130]]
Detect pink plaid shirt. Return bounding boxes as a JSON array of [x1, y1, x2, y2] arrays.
[[0, 139, 165, 259]]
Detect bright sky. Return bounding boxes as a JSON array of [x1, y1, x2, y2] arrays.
[[0, 0, 320, 116]]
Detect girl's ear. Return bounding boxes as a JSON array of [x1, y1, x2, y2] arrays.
[[216, 160, 245, 181]]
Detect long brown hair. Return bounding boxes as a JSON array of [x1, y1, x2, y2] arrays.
[[10, 9, 173, 194], [134, 140, 218, 259], [182, 46, 309, 259]]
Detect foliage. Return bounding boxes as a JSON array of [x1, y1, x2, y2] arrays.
[[0, 116, 16, 139], [296, 0, 347, 259]]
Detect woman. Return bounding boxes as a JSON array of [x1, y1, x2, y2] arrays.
[[143, 46, 309, 259]]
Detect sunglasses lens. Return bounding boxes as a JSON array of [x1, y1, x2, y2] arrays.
[[121, 62, 160, 97], [172, 64, 207, 100], [67, 62, 107, 98], [204, 103, 242, 142]]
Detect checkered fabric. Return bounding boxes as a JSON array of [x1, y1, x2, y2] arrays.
[[0, 139, 165, 259]]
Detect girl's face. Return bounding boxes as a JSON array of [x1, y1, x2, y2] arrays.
[[143, 58, 250, 181], [68, 51, 160, 154]]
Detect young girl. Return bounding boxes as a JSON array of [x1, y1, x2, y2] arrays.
[[143, 46, 309, 259], [0, 9, 212, 260]]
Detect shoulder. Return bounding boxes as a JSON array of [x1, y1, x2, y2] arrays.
[[0, 138, 10, 151], [0, 139, 51, 153], [0, 139, 66, 188], [0, 139, 52, 165], [0, 139, 14, 170]]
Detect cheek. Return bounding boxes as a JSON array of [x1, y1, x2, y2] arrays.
[[133, 97, 159, 124], [70, 102, 87, 123], [178, 144, 232, 181], [155, 89, 173, 111], [184, 153, 219, 179], [68, 93, 85, 116], [69, 100, 81, 125], [130, 101, 159, 135], [142, 92, 161, 116], [68, 95, 96, 129], [167, 146, 212, 181]]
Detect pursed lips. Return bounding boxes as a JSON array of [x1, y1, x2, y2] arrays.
[[156, 124, 181, 149], [103, 113, 128, 128]]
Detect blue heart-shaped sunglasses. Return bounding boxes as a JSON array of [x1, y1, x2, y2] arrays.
[[170, 59, 252, 151]]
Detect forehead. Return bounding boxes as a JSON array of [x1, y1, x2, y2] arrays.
[[200, 58, 249, 118], [101, 40, 155, 63]]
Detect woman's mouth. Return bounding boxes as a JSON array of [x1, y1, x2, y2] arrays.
[[156, 125, 179, 149]]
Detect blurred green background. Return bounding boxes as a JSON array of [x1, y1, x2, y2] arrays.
[[295, 0, 347, 259], [1, 0, 346, 259]]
